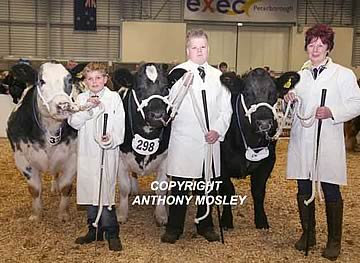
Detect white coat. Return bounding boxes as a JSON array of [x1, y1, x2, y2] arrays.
[[287, 58, 360, 185], [167, 60, 232, 179], [68, 87, 125, 205]]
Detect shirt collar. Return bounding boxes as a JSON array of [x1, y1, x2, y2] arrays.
[[89, 87, 106, 98], [188, 60, 209, 72]]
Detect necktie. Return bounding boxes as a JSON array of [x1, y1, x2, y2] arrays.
[[312, 68, 318, 80], [198, 66, 206, 82]]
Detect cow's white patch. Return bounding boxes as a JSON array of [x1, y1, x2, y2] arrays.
[[146, 65, 158, 83]]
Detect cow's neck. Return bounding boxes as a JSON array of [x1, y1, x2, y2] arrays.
[[35, 98, 63, 135]]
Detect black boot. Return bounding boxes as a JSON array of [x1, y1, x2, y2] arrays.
[[75, 226, 104, 244], [197, 227, 220, 242], [295, 194, 316, 251], [161, 229, 181, 244], [107, 226, 122, 251], [322, 199, 343, 261]]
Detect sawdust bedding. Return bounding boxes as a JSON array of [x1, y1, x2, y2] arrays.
[[0, 138, 359, 262]]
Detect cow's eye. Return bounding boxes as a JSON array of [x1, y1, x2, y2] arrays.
[[39, 79, 45, 85]]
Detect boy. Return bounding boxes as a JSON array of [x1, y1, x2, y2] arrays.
[[68, 62, 125, 251]]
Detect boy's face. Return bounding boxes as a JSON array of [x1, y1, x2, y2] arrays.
[[84, 70, 108, 94], [186, 36, 209, 65]]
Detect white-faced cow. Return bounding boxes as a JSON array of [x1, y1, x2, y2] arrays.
[[112, 63, 171, 225], [7, 62, 80, 221], [219, 68, 300, 229]]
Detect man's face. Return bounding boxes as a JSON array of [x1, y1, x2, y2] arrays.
[[186, 36, 209, 65]]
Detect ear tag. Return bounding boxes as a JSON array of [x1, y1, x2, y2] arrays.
[[284, 78, 292, 89]]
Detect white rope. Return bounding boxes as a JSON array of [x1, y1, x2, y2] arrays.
[[166, 72, 194, 125], [188, 87, 213, 224], [291, 95, 324, 205]]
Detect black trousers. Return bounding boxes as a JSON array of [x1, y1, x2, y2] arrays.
[[87, 205, 119, 237], [297, 179, 342, 202], [166, 176, 215, 235]]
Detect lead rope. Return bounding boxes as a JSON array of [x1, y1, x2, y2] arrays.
[[292, 95, 323, 204], [188, 87, 213, 224]]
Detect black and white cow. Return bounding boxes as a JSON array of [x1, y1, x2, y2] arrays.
[[112, 63, 171, 225], [7, 62, 80, 221], [219, 68, 299, 229], [0, 63, 37, 103]]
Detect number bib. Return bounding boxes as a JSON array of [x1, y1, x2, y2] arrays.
[[132, 134, 160, 155]]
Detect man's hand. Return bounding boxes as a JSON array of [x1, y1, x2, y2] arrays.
[[205, 130, 219, 144], [316, 106, 333, 120]]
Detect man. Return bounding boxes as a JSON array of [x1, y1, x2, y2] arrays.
[[219, 62, 228, 73], [161, 29, 232, 244]]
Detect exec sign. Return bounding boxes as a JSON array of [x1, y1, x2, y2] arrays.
[[184, 0, 297, 23]]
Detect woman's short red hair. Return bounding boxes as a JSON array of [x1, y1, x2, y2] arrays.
[[304, 24, 335, 52]]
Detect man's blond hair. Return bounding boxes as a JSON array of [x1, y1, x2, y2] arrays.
[[82, 62, 107, 77], [185, 28, 208, 48]]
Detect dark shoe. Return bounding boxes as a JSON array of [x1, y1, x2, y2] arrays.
[[161, 231, 180, 244], [295, 194, 316, 251], [75, 228, 104, 244], [198, 228, 220, 242], [322, 199, 343, 261], [108, 237, 122, 251]]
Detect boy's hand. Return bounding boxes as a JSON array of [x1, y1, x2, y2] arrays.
[[205, 130, 219, 144], [87, 97, 101, 106]]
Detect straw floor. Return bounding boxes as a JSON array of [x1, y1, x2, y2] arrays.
[[0, 138, 359, 263]]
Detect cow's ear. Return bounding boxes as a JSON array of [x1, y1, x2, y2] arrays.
[[69, 63, 88, 81], [112, 68, 135, 90], [276, 71, 300, 98], [167, 68, 187, 89], [220, 71, 243, 95]]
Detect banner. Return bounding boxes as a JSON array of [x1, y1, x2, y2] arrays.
[[184, 0, 297, 23], [74, 0, 97, 31]]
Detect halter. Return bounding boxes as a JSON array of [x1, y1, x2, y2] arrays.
[[240, 94, 279, 124], [131, 89, 172, 123], [235, 94, 271, 162], [127, 91, 165, 156], [32, 87, 64, 146], [36, 79, 75, 113]]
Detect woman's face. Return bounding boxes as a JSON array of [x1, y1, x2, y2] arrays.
[[306, 37, 329, 67]]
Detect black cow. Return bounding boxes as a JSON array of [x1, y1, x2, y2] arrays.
[[219, 68, 300, 229], [112, 63, 171, 225], [7, 62, 80, 221], [0, 63, 37, 103]]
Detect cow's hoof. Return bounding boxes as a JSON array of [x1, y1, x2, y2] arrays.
[[255, 222, 270, 229], [117, 213, 128, 224], [154, 216, 167, 227], [51, 180, 59, 193], [29, 214, 41, 221], [58, 212, 70, 222]]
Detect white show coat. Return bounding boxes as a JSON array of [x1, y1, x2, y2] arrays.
[[68, 87, 125, 205], [167, 60, 232, 179], [287, 58, 360, 185]]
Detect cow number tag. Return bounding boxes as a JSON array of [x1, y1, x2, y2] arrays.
[[245, 147, 269, 162], [132, 134, 159, 155]]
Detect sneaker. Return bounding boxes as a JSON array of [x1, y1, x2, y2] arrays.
[[198, 228, 220, 242]]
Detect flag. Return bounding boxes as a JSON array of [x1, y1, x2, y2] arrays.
[[74, 0, 96, 31]]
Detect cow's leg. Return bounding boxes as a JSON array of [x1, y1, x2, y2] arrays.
[[219, 175, 235, 230], [154, 165, 168, 226], [250, 169, 271, 229], [130, 172, 139, 195], [57, 159, 76, 222], [14, 152, 42, 221], [117, 161, 130, 223]]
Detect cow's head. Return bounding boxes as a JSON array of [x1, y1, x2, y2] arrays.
[[36, 62, 78, 120], [221, 68, 299, 138], [113, 63, 170, 128]]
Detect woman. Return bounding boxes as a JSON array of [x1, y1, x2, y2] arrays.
[[284, 24, 360, 260]]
